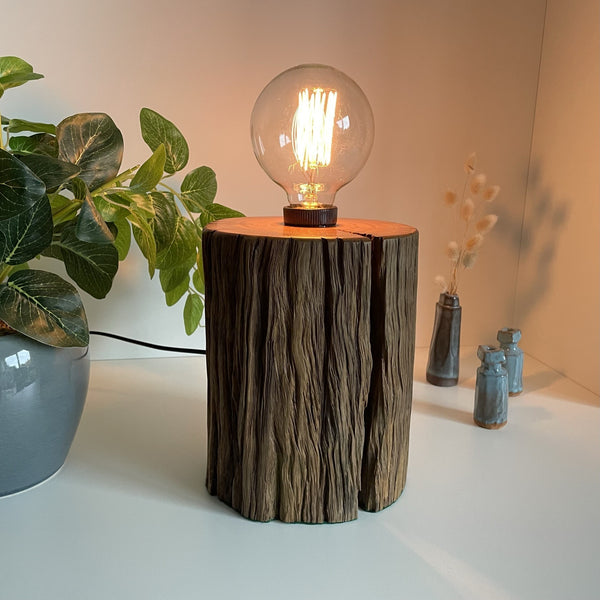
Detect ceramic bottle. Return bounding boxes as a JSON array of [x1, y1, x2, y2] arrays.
[[474, 345, 508, 429], [497, 328, 523, 396]]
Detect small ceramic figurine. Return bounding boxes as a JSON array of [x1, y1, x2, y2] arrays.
[[474, 345, 508, 429], [497, 327, 523, 395]]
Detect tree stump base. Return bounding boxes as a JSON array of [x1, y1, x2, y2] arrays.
[[203, 217, 418, 523]]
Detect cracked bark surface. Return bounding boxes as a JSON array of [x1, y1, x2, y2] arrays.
[[203, 217, 418, 522]]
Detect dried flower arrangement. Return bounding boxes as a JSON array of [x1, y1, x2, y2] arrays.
[[436, 152, 500, 295]]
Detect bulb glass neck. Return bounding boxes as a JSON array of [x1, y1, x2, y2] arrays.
[[287, 187, 335, 208]]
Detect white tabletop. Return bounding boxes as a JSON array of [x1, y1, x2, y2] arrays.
[[1, 348, 598, 600]]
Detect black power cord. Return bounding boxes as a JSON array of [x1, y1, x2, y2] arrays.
[[90, 331, 206, 355]]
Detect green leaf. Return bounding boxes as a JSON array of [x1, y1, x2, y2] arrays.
[[103, 190, 155, 220], [7, 135, 41, 154], [68, 177, 88, 201], [159, 263, 192, 293], [48, 193, 80, 225], [113, 218, 131, 261], [0, 73, 44, 90], [192, 264, 205, 294], [199, 203, 244, 228], [103, 192, 134, 212], [183, 293, 204, 335], [93, 195, 129, 222], [127, 192, 155, 219], [165, 277, 189, 306], [56, 113, 124, 190], [130, 144, 166, 193], [140, 108, 188, 174], [0, 148, 46, 220], [150, 191, 179, 252], [0, 57, 43, 93], [0, 269, 88, 347], [129, 212, 157, 277], [68, 179, 114, 244], [0, 195, 53, 264], [42, 240, 62, 261], [16, 154, 80, 192], [6, 119, 56, 135], [53, 224, 118, 299], [156, 217, 197, 270], [76, 191, 115, 244], [180, 166, 217, 211], [8, 133, 58, 156]]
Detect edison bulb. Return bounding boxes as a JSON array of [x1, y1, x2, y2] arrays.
[[250, 64, 374, 226]]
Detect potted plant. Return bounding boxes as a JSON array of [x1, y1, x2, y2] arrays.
[[425, 152, 500, 387], [0, 56, 242, 496]]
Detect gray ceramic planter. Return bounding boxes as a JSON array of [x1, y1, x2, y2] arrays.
[[0, 333, 90, 496]]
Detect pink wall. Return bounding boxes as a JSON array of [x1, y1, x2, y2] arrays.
[[7, 0, 595, 395], [516, 0, 600, 393]]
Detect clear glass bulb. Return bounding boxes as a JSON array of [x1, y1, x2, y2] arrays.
[[251, 64, 374, 225]]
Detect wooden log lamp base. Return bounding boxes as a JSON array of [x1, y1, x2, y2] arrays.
[[202, 217, 419, 523]]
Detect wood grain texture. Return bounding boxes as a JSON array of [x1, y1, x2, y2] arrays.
[[360, 232, 419, 512], [203, 218, 418, 523]]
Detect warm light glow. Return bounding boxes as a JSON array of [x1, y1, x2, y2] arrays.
[[292, 182, 324, 207], [292, 88, 337, 171]]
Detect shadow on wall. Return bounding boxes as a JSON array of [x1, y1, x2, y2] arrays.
[[498, 161, 570, 322]]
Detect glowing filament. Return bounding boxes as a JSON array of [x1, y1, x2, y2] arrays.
[[292, 88, 337, 171]]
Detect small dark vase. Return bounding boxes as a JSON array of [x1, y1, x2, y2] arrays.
[[426, 293, 461, 386], [0, 333, 90, 496]]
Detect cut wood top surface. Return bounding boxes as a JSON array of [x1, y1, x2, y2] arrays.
[[204, 216, 417, 240]]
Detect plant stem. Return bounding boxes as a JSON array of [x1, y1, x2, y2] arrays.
[[448, 172, 472, 295], [158, 180, 179, 198], [0, 264, 12, 283], [52, 199, 82, 224], [93, 166, 139, 195]]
